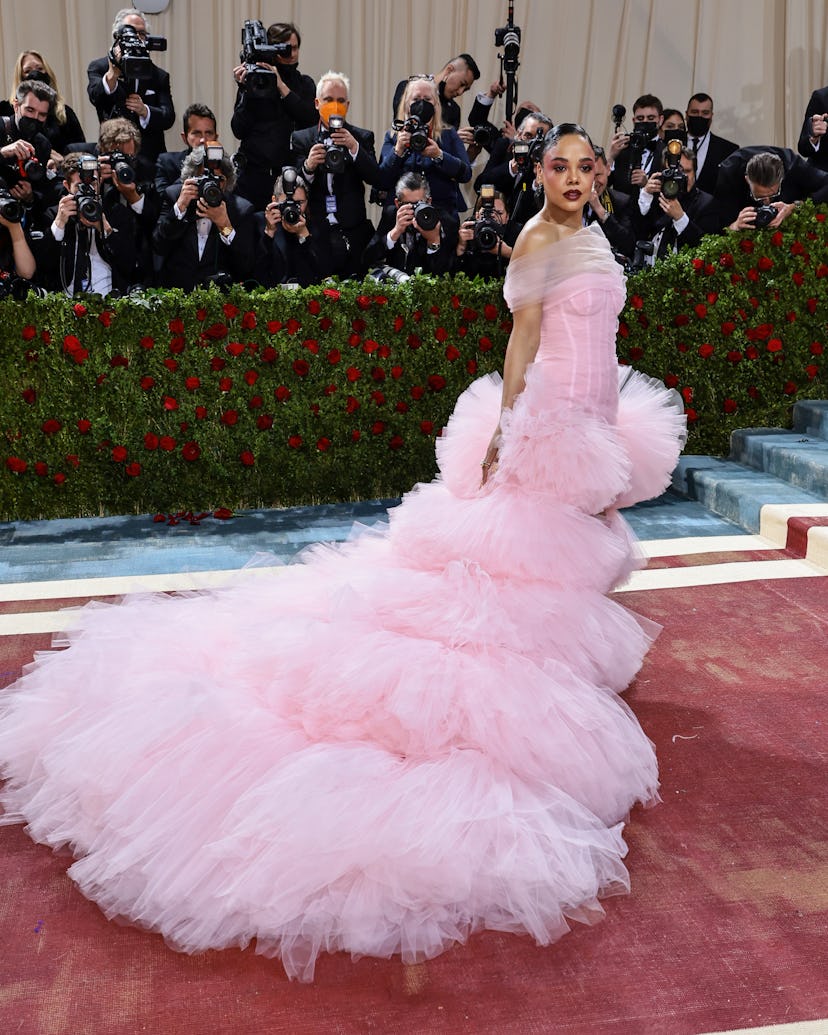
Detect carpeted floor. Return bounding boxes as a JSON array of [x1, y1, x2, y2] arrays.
[[0, 512, 826, 1035]]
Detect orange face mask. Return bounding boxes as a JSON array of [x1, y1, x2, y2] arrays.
[[319, 100, 348, 125]]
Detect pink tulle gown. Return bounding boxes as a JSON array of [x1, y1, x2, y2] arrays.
[[0, 224, 686, 981]]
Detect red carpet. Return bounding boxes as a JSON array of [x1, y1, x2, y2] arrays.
[[1, 576, 827, 1034]]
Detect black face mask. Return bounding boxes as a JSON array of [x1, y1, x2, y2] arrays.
[[408, 99, 435, 124], [23, 70, 52, 87], [686, 115, 711, 138], [16, 115, 44, 141]]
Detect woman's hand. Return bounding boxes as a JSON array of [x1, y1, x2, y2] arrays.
[[480, 432, 501, 486]]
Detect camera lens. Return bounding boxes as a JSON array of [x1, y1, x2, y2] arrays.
[[413, 201, 438, 231]]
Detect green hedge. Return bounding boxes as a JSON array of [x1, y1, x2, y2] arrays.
[[1, 203, 826, 521]]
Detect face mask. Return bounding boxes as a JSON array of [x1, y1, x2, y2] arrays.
[[16, 115, 43, 140], [23, 70, 51, 87], [319, 100, 347, 125], [686, 115, 711, 137], [408, 99, 435, 125]]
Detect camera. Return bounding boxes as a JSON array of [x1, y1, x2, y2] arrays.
[[630, 239, 655, 272], [471, 122, 501, 149], [400, 114, 429, 153], [239, 19, 290, 98], [628, 122, 658, 168], [512, 131, 544, 172], [76, 156, 102, 223], [412, 199, 438, 231], [494, 22, 521, 75], [110, 24, 167, 81], [753, 203, 778, 229], [659, 138, 687, 199], [472, 185, 503, 251], [103, 150, 137, 187], [1, 153, 45, 185], [191, 144, 226, 208], [276, 166, 303, 226], [0, 183, 23, 223], [322, 114, 348, 174]]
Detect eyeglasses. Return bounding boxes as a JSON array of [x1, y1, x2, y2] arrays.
[[749, 187, 782, 204], [408, 74, 434, 82]]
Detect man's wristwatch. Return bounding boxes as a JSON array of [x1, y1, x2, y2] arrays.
[[219, 225, 233, 238]]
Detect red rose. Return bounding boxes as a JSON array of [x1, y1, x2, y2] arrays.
[[420, 420, 434, 435], [407, 333, 421, 349], [435, 326, 448, 342], [816, 264, 828, 278], [144, 433, 159, 450], [249, 395, 263, 409], [721, 321, 736, 336], [21, 387, 36, 404], [806, 364, 819, 379], [747, 386, 760, 400], [196, 309, 207, 321], [445, 344, 460, 361], [362, 339, 378, 354], [351, 429, 361, 442], [219, 377, 233, 392], [41, 418, 62, 435], [810, 342, 823, 355], [286, 318, 301, 335], [698, 343, 714, 358], [112, 445, 128, 463], [307, 299, 321, 315], [758, 256, 773, 271], [72, 302, 87, 317], [674, 314, 690, 327], [64, 454, 79, 469], [53, 472, 66, 485], [723, 398, 738, 414], [373, 295, 387, 305], [484, 304, 498, 321], [685, 407, 698, 421], [462, 307, 478, 322], [393, 315, 405, 332], [261, 346, 278, 363], [427, 374, 447, 391], [204, 322, 228, 339], [221, 409, 239, 426], [169, 317, 185, 333], [185, 376, 201, 391], [257, 414, 274, 430], [745, 346, 760, 360], [769, 230, 783, 247], [34, 461, 48, 476], [303, 338, 319, 354], [327, 349, 341, 364], [412, 310, 422, 322], [225, 341, 244, 357], [240, 450, 255, 466], [182, 441, 201, 461], [5, 456, 27, 473], [664, 374, 679, 388], [159, 436, 176, 451], [371, 366, 386, 382], [389, 435, 404, 450], [681, 386, 693, 403], [371, 421, 386, 435], [395, 401, 409, 414], [790, 240, 806, 255], [293, 359, 310, 377], [807, 297, 817, 314], [288, 434, 303, 449], [346, 366, 361, 382], [817, 213, 827, 223], [719, 253, 735, 268], [691, 258, 704, 272], [730, 273, 743, 285], [22, 324, 37, 340], [747, 268, 759, 282], [356, 295, 371, 310], [222, 303, 240, 320], [275, 385, 291, 401], [163, 396, 179, 410], [77, 419, 92, 433], [319, 316, 333, 331], [628, 346, 644, 360], [195, 406, 207, 419], [163, 359, 179, 372], [267, 320, 283, 333], [410, 385, 424, 400], [316, 437, 331, 452], [766, 339, 783, 352], [631, 294, 644, 309], [126, 462, 141, 477], [323, 384, 337, 396], [244, 369, 259, 386], [726, 350, 742, 363], [322, 287, 341, 300], [345, 396, 360, 414], [371, 390, 386, 405], [783, 381, 798, 395], [242, 311, 257, 329], [210, 357, 227, 372], [739, 239, 755, 253], [478, 335, 492, 352]]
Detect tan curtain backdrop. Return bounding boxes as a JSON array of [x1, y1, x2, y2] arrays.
[[1, 0, 827, 174]]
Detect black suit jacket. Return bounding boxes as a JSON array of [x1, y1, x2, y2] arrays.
[[155, 149, 188, 193], [253, 212, 328, 288], [42, 198, 137, 294], [639, 187, 720, 258], [692, 132, 739, 195], [86, 56, 175, 160], [153, 188, 256, 291], [712, 145, 828, 228], [798, 86, 828, 171], [584, 189, 637, 259], [611, 138, 665, 198]]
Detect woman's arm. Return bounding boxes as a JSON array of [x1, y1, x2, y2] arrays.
[[2, 220, 36, 280]]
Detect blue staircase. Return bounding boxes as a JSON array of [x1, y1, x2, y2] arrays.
[[672, 400, 828, 532]]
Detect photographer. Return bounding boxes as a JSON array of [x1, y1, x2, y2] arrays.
[[798, 84, 828, 171], [391, 55, 481, 131], [155, 103, 218, 193], [153, 144, 255, 291], [608, 94, 665, 195], [635, 144, 719, 263], [0, 51, 86, 163], [474, 110, 552, 225], [290, 72, 383, 279], [0, 79, 61, 226], [364, 171, 456, 276], [42, 152, 136, 296], [452, 185, 518, 278], [231, 20, 316, 212], [256, 169, 326, 287], [378, 77, 471, 224], [713, 146, 828, 232], [87, 7, 174, 162], [0, 205, 37, 290], [583, 145, 636, 259]]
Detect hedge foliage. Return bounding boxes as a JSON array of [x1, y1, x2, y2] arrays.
[[1, 203, 826, 521]]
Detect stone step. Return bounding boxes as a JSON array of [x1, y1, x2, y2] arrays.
[[729, 429, 828, 497], [672, 456, 825, 533], [793, 399, 828, 440]]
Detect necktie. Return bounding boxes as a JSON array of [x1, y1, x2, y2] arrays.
[[691, 137, 699, 153], [74, 226, 90, 295]]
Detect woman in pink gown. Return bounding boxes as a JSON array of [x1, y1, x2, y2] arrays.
[[0, 124, 685, 982]]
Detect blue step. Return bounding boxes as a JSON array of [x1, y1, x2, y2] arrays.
[[793, 399, 828, 440], [672, 455, 824, 532], [730, 429, 828, 498]]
